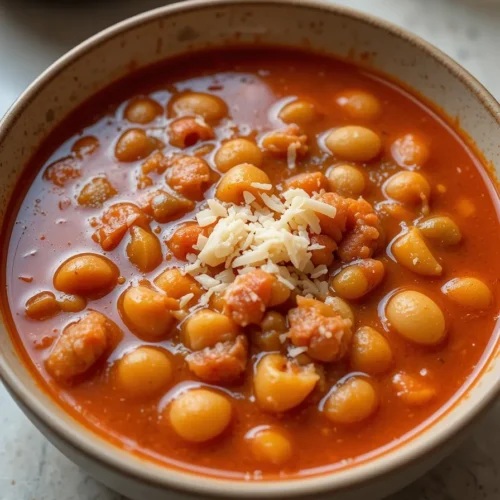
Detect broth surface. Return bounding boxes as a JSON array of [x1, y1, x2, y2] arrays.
[[3, 48, 500, 479]]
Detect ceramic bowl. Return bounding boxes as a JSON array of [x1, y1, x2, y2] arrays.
[[0, 1, 499, 499]]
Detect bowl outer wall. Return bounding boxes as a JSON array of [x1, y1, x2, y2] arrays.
[[0, 0, 499, 498]]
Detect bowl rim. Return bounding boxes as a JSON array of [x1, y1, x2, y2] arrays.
[[1, 0, 500, 497]]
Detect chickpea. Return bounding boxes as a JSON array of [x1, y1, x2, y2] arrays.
[[124, 97, 162, 124], [25, 291, 61, 320], [254, 311, 287, 351], [391, 133, 430, 168], [328, 164, 365, 198], [393, 372, 436, 406], [384, 171, 430, 205], [325, 126, 381, 162], [166, 156, 213, 200], [209, 293, 226, 312], [115, 129, 159, 162], [166, 222, 204, 261], [53, 253, 119, 297], [262, 311, 287, 333], [297, 296, 340, 318], [310, 234, 337, 267], [249, 427, 293, 465], [386, 290, 446, 345], [279, 99, 320, 125], [168, 389, 232, 442], [417, 216, 462, 246], [116, 346, 172, 398], [183, 309, 239, 350], [268, 280, 291, 307], [254, 354, 319, 413], [71, 136, 99, 158], [215, 164, 272, 204], [77, 176, 117, 208], [331, 259, 385, 300], [335, 90, 381, 121], [168, 117, 215, 149], [391, 228, 442, 276], [126, 226, 163, 273], [57, 294, 87, 313], [214, 138, 263, 173], [351, 326, 392, 374], [324, 377, 378, 424], [120, 285, 178, 338], [154, 268, 202, 301], [442, 277, 492, 309], [283, 172, 328, 196], [170, 92, 228, 123], [325, 296, 355, 325]]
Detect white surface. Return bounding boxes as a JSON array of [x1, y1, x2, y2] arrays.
[[1, 0, 500, 499]]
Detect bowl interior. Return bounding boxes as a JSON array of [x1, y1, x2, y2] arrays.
[[0, 0, 499, 498]]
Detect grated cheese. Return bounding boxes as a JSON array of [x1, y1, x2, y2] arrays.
[[289, 346, 308, 357], [183, 187, 338, 300], [250, 182, 272, 191], [178, 293, 194, 308]]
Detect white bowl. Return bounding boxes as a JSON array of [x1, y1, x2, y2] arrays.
[[0, 1, 499, 499]]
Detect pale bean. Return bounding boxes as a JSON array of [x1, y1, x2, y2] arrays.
[[126, 226, 163, 273], [25, 291, 61, 320], [116, 346, 172, 398], [115, 129, 159, 162], [214, 138, 263, 172], [279, 99, 320, 125], [324, 377, 378, 424], [325, 296, 355, 325], [168, 389, 232, 442], [154, 268, 202, 301], [331, 259, 385, 300], [391, 228, 442, 276], [124, 97, 162, 124], [53, 254, 119, 297], [183, 309, 239, 350], [216, 164, 271, 204], [249, 428, 293, 465], [350, 326, 392, 374], [442, 277, 492, 309], [254, 354, 319, 412], [417, 216, 462, 246], [325, 126, 381, 162], [268, 279, 291, 307], [170, 92, 228, 123], [328, 164, 365, 197], [335, 90, 381, 121], [384, 171, 430, 205], [120, 285, 178, 338], [386, 290, 446, 345], [57, 294, 87, 313]]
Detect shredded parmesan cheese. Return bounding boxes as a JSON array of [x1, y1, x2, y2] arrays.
[[250, 182, 272, 191], [289, 346, 308, 357], [178, 293, 194, 308], [182, 188, 337, 300]]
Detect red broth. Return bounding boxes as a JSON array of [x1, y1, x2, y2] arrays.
[[2, 47, 499, 479]]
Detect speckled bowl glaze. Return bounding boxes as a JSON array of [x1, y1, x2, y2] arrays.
[[0, 1, 499, 499]]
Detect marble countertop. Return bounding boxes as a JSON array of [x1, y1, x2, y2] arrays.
[[1, 0, 500, 498]]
